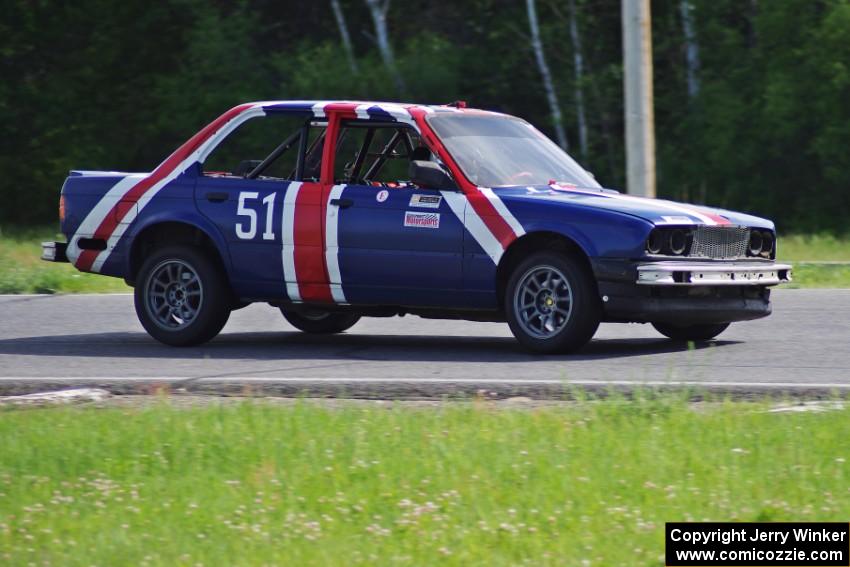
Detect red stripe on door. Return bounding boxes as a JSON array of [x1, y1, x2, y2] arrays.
[[292, 182, 333, 302], [288, 104, 358, 302]]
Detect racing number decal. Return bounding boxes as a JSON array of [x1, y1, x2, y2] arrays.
[[235, 192, 276, 240]]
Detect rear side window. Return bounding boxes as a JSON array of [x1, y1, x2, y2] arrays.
[[202, 114, 324, 180]]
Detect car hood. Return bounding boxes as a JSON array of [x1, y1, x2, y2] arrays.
[[491, 184, 775, 229]]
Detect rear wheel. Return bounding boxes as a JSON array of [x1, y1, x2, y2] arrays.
[[652, 322, 730, 341], [505, 252, 601, 354], [134, 246, 230, 346], [280, 308, 360, 334]]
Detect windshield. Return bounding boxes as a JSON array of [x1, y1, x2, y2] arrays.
[[426, 113, 600, 188]]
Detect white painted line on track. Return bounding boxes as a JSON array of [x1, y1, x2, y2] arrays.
[[0, 293, 133, 298], [1, 377, 848, 389]]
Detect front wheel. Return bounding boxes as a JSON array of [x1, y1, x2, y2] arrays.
[[505, 252, 601, 354], [652, 322, 730, 341], [280, 308, 361, 334], [134, 246, 231, 346]]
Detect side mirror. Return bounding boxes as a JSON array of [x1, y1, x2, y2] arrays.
[[409, 160, 457, 190]]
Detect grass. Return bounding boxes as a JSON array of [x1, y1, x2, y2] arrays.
[[784, 264, 850, 289], [777, 234, 850, 262], [1, 228, 848, 293], [777, 234, 850, 288], [0, 397, 848, 566], [0, 228, 128, 294]]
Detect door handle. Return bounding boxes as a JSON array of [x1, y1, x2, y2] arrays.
[[205, 192, 228, 203], [330, 198, 354, 209]]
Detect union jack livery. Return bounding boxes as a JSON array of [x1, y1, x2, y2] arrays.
[[43, 100, 792, 352]]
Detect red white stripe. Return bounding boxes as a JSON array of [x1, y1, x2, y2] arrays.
[[291, 182, 332, 303], [69, 103, 265, 272], [479, 187, 526, 238], [280, 183, 348, 304], [442, 191, 506, 264]]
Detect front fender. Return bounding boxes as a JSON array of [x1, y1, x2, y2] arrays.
[[513, 204, 655, 259]]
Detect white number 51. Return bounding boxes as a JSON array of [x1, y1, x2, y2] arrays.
[[236, 192, 276, 240]]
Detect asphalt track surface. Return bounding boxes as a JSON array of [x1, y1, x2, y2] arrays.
[[0, 289, 848, 399]]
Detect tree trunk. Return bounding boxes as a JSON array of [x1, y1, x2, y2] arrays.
[[331, 0, 359, 74], [567, 0, 587, 159], [526, 0, 568, 150], [364, 0, 407, 97], [679, 0, 700, 98]]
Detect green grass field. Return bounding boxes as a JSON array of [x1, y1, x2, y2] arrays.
[[0, 398, 847, 566], [777, 234, 850, 289], [1, 229, 848, 293], [0, 228, 128, 294]]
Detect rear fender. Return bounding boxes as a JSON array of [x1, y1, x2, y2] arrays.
[[124, 212, 233, 280]]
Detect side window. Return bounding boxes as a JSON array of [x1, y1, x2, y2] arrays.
[[334, 123, 422, 185], [334, 127, 370, 183], [301, 124, 326, 182], [202, 114, 324, 181], [371, 128, 421, 184]]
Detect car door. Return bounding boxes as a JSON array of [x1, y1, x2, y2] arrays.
[[329, 122, 465, 307], [194, 111, 328, 300]]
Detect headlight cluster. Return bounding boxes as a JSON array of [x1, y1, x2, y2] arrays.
[[747, 229, 775, 258], [645, 227, 691, 256]]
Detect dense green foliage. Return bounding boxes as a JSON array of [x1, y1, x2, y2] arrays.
[[1, 398, 848, 565], [1, 0, 848, 231]]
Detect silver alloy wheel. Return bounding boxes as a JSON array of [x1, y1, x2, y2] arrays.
[[513, 264, 573, 339], [144, 259, 203, 331]]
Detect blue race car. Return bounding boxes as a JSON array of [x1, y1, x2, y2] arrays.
[[43, 100, 792, 353]]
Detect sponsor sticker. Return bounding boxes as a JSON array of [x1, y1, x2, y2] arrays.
[[409, 193, 442, 209], [404, 211, 440, 229], [660, 215, 695, 224], [376, 189, 389, 203]]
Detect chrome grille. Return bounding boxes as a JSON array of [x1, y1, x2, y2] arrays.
[[689, 226, 750, 260]]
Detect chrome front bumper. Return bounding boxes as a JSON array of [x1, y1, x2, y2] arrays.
[[636, 261, 792, 286]]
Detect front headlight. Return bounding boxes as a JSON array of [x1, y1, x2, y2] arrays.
[[645, 227, 691, 256], [747, 230, 775, 259]]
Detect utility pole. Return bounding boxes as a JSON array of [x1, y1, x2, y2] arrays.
[[622, 0, 656, 197]]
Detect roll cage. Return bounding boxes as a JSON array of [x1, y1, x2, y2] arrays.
[[229, 117, 423, 186]]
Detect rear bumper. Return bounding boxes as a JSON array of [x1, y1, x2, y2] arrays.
[[592, 258, 791, 324], [41, 241, 68, 263]]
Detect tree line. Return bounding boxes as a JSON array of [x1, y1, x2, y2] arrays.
[[1, 0, 847, 233]]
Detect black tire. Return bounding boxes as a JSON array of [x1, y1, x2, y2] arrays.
[[134, 246, 231, 346], [504, 251, 601, 354], [281, 308, 361, 334], [652, 322, 730, 341]]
